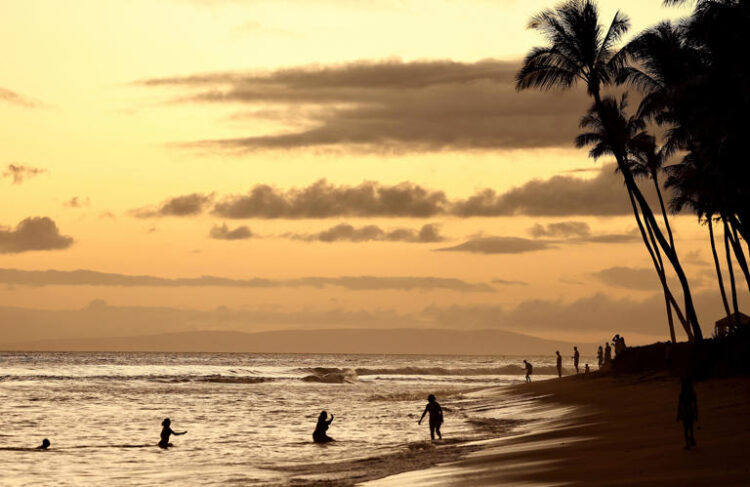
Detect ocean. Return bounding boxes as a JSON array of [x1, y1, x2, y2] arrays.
[[0, 352, 561, 486]]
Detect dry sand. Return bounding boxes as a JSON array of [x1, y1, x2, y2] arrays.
[[366, 373, 750, 486]]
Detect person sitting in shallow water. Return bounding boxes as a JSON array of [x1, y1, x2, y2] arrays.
[[36, 439, 50, 450], [418, 394, 443, 440], [159, 418, 187, 449], [313, 411, 335, 443]]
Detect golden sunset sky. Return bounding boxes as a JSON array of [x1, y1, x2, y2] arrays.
[[4, 0, 734, 346]]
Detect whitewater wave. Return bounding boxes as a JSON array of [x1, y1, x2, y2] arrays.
[[354, 365, 561, 376], [301, 368, 358, 384]]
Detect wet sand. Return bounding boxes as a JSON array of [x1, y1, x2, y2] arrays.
[[367, 373, 750, 486]]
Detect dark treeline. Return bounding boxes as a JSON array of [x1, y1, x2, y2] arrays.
[[516, 0, 750, 342]]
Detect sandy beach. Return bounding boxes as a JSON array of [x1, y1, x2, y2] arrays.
[[368, 373, 750, 486]]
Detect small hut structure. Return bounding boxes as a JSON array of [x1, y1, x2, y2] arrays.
[[714, 312, 750, 337]]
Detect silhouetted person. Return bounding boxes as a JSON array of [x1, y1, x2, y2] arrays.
[[313, 411, 335, 443], [523, 360, 533, 383], [418, 394, 443, 440], [572, 346, 580, 374], [604, 343, 612, 364], [597, 346, 604, 368], [677, 378, 698, 449], [159, 418, 187, 449], [555, 351, 562, 378], [36, 439, 50, 450], [584, 363, 590, 375], [612, 334, 627, 357]]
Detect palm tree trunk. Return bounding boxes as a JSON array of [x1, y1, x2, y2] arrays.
[[723, 217, 739, 316], [726, 218, 750, 294], [591, 92, 702, 341], [652, 170, 675, 249], [627, 186, 682, 341], [709, 217, 732, 317]]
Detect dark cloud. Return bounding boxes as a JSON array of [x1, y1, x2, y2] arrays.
[[0, 218, 74, 254], [436, 236, 553, 255], [133, 164, 660, 220], [0, 268, 494, 293], [64, 197, 90, 208], [529, 221, 591, 238], [209, 223, 253, 240], [452, 163, 647, 216], [2, 164, 46, 184], [590, 266, 660, 291], [136, 59, 588, 152], [0, 87, 41, 108], [212, 180, 447, 218], [289, 223, 444, 243], [132, 193, 213, 217]]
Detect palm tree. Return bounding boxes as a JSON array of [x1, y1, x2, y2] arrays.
[[517, 0, 703, 340], [575, 95, 689, 341]]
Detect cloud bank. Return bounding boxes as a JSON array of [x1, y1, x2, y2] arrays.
[[0, 268, 494, 292], [137, 59, 589, 153], [288, 223, 444, 243], [0, 218, 74, 254]]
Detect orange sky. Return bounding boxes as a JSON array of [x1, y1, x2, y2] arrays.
[[3, 0, 732, 346]]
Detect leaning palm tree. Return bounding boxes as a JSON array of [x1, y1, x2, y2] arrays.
[[517, 0, 703, 340], [575, 95, 690, 341]]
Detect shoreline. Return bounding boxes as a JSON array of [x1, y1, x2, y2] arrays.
[[365, 373, 750, 486]]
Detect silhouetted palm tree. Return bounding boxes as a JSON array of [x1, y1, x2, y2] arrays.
[[517, 0, 703, 340]]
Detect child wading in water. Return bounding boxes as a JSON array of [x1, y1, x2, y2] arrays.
[[418, 394, 443, 440], [159, 418, 187, 449], [313, 411, 335, 443]]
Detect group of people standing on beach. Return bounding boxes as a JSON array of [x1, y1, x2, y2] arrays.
[[523, 335, 630, 382]]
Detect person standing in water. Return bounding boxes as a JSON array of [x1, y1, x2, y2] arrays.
[[159, 418, 187, 449], [418, 394, 443, 440], [572, 346, 580, 374], [523, 360, 533, 383], [677, 378, 698, 449], [313, 411, 335, 443], [556, 351, 562, 378]]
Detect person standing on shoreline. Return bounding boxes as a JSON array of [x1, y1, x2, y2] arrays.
[[604, 343, 612, 364], [572, 346, 580, 374], [556, 351, 562, 378], [418, 394, 443, 440], [597, 346, 604, 368], [677, 378, 698, 449], [523, 360, 533, 383]]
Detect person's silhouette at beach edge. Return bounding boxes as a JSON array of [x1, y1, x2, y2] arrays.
[[418, 394, 443, 440]]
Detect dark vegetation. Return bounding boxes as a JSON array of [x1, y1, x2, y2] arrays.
[[517, 0, 750, 344]]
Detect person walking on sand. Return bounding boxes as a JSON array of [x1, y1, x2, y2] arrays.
[[313, 411, 335, 443], [159, 418, 187, 449], [555, 351, 562, 378], [523, 360, 533, 383], [418, 394, 443, 440], [572, 346, 580, 374], [597, 346, 604, 368], [677, 378, 698, 449]]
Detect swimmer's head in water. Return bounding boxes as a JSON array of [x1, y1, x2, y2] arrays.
[[427, 394, 435, 402], [162, 418, 171, 427], [40, 439, 50, 449]]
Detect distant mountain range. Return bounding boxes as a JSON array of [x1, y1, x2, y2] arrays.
[[0, 328, 593, 356]]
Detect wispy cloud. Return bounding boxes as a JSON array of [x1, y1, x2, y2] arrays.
[[0, 87, 43, 109], [2, 164, 46, 184], [135, 59, 588, 153], [209, 223, 253, 240], [436, 236, 553, 255], [287, 223, 444, 243]]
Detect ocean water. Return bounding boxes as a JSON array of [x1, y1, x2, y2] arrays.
[[0, 352, 560, 486]]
